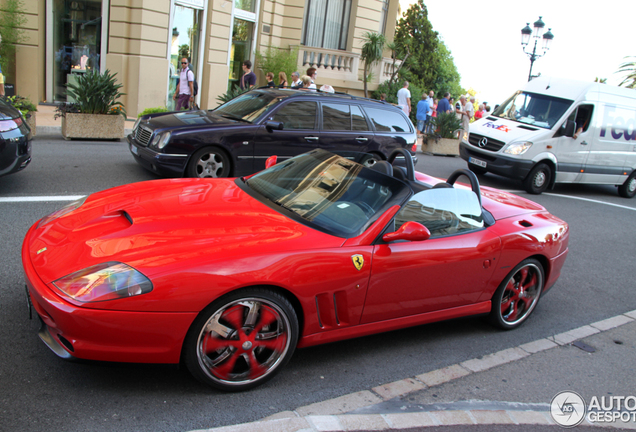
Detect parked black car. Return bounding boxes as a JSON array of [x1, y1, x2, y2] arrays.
[[128, 89, 418, 178], [0, 98, 31, 177]]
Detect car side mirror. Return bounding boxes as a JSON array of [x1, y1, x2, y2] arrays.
[[265, 120, 283, 131], [383, 221, 431, 243], [265, 155, 277, 169], [561, 119, 575, 138]]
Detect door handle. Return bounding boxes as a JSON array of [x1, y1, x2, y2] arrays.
[[356, 137, 369, 142], [580, 141, 588, 146], [304, 136, 319, 141]]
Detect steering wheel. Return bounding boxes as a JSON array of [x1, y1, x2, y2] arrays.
[[387, 148, 415, 182], [446, 169, 482, 205]]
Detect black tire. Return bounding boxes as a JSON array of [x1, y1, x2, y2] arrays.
[[186, 147, 230, 178], [361, 153, 382, 168], [618, 171, 636, 198], [489, 258, 544, 330], [468, 164, 487, 176], [183, 288, 298, 391], [523, 163, 552, 194]]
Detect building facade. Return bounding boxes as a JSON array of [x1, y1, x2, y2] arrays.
[[16, 0, 400, 117]]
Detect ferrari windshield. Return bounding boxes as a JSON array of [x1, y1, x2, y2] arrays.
[[245, 150, 410, 237], [213, 91, 281, 123], [492, 91, 573, 129]]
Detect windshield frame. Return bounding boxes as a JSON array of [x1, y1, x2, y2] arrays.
[[492, 91, 574, 129], [237, 150, 412, 238]]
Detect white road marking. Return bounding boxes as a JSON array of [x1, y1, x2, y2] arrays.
[[542, 193, 636, 212], [0, 195, 86, 203]]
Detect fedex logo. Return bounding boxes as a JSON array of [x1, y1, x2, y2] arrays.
[[600, 105, 636, 141], [484, 122, 510, 133]]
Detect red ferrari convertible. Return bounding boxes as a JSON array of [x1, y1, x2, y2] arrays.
[[22, 149, 569, 391]]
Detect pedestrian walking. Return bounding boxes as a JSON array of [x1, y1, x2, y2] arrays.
[[173, 57, 195, 110], [278, 71, 288, 88], [266, 72, 275, 88], [240, 60, 257, 90], [290, 72, 303, 89], [437, 92, 451, 115], [416, 93, 430, 135], [397, 81, 411, 116]]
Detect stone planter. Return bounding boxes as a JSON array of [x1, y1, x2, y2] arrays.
[[421, 137, 460, 156], [25, 111, 36, 140], [61, 113, 125, 140]]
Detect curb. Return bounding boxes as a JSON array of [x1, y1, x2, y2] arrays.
[[192, 309, 636, 432], [33, 126, 133, 137]]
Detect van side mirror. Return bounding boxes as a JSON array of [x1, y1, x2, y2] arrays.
[[265, 121, 283, 131], [562, 120, 576, 138]]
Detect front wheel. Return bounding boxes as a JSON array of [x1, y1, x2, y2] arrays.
[[186, 147, 230, 178], [523, 163, 552, 194], [489, 259, 544, 330], [618, 171, 636, 198], [183, 289, 298, 391]]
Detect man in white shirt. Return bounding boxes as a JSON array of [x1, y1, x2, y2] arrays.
[[173, 57, 194, 110], [397, 81, 411, 116], [290, 72, 303, 88]]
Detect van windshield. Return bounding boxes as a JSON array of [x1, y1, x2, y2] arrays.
[[492, 91, 573, 129]]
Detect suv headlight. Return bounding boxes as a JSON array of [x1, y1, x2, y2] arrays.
[[504, 141, 533, 155], [150, 132, 171, 149]]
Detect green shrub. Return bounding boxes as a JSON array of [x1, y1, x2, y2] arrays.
[[66, 69, 127, 117], [430, 112, 462, 139], [255, 46, 299, 85], [138, 106, 169, 117], [373, 80, 423, 124], [3, 95, 37, 117], [215, 85, 250, 106]]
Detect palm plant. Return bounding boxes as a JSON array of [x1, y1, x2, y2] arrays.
[[360, 32, 386, 98], [617, 56, 636, 89], [66, 69, 127, 117], [430, 112, 462, 140]]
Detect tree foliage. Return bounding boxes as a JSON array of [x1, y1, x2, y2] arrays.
[[255, 46, 299, 86], [360, 32, 386, 98], [392, 0, 464, 98], [0, 0, 27, 79], [617, 57, 636, 89]]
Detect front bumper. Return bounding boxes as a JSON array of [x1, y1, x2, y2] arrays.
[[22, 224, 196, 364], [128, 134, 189, 177], [459, 142, 533, 181]]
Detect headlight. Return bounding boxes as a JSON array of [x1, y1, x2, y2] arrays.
[[53, 262, 153, 303], [37, 197, 87, 228], [150, 132, 162, 147], [504, 141, 533, 155], [157, 132, 171, 149]]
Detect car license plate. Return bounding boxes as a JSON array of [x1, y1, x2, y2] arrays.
[[469, 157, 487, 168], [130, 144, 139, 155]]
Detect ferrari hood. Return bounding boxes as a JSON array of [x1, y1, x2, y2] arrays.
[[26, 178, 344, 283]]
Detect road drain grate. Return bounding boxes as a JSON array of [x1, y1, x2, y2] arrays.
[[572, 340, 596, 353]]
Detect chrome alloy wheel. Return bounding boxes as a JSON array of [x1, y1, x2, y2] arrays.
[[196, 152, 225, 178], [195, 298, 292, 387], [499, 262, 543, 327]]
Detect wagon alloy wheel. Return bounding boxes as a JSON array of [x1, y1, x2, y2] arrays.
[[184, 290, 298, 391], [187, 147, 230, 178], [490, 259, 544, 330]]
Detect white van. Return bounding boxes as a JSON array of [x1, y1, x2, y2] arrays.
[[459, 76, 636, 198]]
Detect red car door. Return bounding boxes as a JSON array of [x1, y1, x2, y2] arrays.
[[360, 187, 502, 323]]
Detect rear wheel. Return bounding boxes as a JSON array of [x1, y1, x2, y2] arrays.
[[618, 171, 636, 198], [186, 147, 230, 178], [523, 163, 552, 194], [490, 259, 544, 330], [183, 289, 298, 391]]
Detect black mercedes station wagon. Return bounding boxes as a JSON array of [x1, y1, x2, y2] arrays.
[[128, 89, 418, 178], [0, 98, 31, 178]]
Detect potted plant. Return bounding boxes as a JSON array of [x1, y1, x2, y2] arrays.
[[55, 69, 127, 140], [422, 112, 462, 155], [3, 95, 37, 139]]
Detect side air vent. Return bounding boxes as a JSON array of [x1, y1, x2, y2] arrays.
[[519, 220, 533, 228]]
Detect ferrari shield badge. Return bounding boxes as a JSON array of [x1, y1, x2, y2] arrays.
[[351, 254, 364, 271]]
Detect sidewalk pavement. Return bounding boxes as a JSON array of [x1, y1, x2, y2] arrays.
[[33, 104, 137, 136], [192, 311, 636, 432]]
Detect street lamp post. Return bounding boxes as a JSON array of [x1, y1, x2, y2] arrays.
[[521, 17, 554, 81]]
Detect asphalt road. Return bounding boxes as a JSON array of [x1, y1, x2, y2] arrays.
[[1, 135, 635, 432]]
